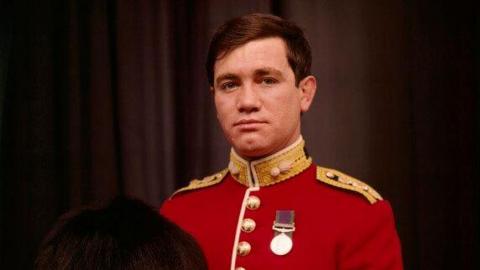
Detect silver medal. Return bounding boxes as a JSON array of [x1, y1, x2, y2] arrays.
[[270, 232, 293, 255]]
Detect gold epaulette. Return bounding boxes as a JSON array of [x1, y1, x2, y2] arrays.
[[316, 166, 382, 204], [170, 168, 229, 198]]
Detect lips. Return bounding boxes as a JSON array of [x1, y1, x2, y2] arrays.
[[233, 119, 267, 130], [234, 119, 267, 126]]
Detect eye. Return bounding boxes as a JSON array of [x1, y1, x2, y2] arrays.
[[261, 77, 278, 86], [219, 81, 239, 92]]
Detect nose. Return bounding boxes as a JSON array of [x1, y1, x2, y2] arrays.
[[236, 83, 262, 113]]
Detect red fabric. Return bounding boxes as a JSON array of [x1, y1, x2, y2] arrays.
[[161, 165, 403, 269]]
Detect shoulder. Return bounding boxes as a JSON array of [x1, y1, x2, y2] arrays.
[[169, 168, 229, 198], [315, 166, 383, 204]]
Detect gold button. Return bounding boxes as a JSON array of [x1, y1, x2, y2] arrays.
[[326, 171, 335, 179], [241, 218, 256, 233], [270, 167, 280, 177], [235, 267, 246, 270], [278, 160, 292, 172], [246, 195, 261, 210], [237, 241, 251, 256]]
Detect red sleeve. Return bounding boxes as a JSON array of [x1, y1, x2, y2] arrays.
[[338, 200, 403, 270]]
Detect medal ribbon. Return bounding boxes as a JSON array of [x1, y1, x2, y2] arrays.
[[273, 210, 295, 238]]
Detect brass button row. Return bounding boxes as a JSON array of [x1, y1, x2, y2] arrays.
[[235, 194, 261, 269], [242, 195, 260, 234]]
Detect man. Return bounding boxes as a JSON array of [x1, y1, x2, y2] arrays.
[[161, 13, 403, 270]]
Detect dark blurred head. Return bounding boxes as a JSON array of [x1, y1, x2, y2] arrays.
[[35, 197, 207, 270], [206, 13, 312, 86]]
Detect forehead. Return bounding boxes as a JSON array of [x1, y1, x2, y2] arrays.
[[214, 37, 292, 79]]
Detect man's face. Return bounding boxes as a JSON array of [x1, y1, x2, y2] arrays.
[[213, 37, 316, 158]]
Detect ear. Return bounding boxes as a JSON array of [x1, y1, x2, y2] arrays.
[[298, 75, 317, 112]]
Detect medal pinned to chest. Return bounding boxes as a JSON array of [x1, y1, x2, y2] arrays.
[[270, 210, 295, 256]]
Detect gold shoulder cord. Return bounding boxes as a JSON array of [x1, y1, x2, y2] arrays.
[[316, 166, 382, 204], [170, 168, 229, 198]]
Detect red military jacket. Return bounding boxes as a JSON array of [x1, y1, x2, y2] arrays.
[[161, 138, 403, 270]]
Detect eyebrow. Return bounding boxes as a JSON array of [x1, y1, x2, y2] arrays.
[[253, 67, 284, 78], [215, 67, 285, 86]]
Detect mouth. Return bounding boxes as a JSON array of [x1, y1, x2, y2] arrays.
[[233, 119, 267, 130]]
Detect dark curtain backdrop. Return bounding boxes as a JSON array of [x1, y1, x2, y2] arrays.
[[1, 0, 478, 269]]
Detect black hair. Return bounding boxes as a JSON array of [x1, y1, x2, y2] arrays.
[[35, 196, 207, 270]]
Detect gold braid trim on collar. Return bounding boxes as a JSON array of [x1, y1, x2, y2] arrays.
[[229, 137, 312, 187]]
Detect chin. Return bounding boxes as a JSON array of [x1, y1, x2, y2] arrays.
[[229, 132, 273, 157], [234, 141, 270, 158]]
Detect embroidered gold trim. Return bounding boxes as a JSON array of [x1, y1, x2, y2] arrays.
[[230, 156, 249, 186], [170, 168, 229, 198], [230, 137, 312, 187], [316, 166, 382, 204]]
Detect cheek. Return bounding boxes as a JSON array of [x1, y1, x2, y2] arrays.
[[214, 98, 233, 126], [275, 93, 302, 118]]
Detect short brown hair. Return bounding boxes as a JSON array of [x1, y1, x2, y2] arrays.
[[206, 13, 312, 87]]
